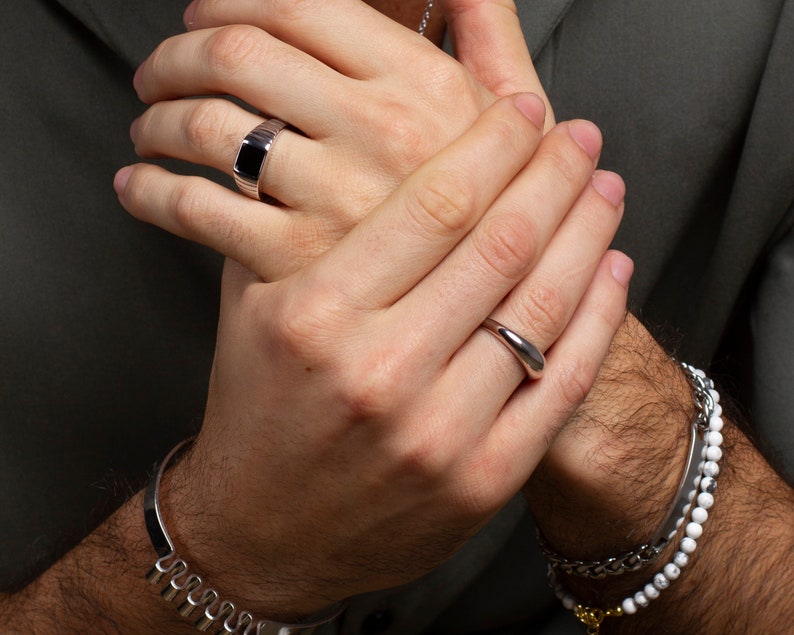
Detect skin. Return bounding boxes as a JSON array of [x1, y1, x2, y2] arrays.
[[119, 0, 794, 632], [2, 1, 792, 633], [1, 41, 630, 635]]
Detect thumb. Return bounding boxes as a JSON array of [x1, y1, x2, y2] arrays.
[[441, 0, 556, 130]]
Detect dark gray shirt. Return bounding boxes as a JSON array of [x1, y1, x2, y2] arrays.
[[1, 1, 792, 632]]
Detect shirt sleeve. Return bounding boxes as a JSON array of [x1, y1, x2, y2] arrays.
[[751, 207, 794, 484]]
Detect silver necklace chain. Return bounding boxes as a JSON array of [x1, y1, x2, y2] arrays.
[[418, 0, 435, 36]]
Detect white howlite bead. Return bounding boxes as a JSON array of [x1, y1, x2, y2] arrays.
[[709, 415, 724, 432], [682, 503, 692, 517], [700, 476, 717, 493], [562, 594, 576, 610], [654, 572, 670, 590], [645, 583, 660, 600], [634, 591, 650, 608], [688, 488, 697, 502], [680, 537, 697, 554], [694, 368, 706, 378], [697, 492, 715, 509], [706, 430, 724, 447], [703, 461, 720, 478], [709, 388, 720, 403], [622, 598, 638, 615], [674, 551, 690, 568], [686, 521, 704, 539], [706, 445, 724, 462], [664, 563, 681, 580], [691, 506, 709, 524], [713, 402, 723, 417], [701, 444, 709, 459], [676, 515, 685, 530]]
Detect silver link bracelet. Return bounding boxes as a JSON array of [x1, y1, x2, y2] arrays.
[[536, 362, 712, 578], [143, 438, 345, 634]]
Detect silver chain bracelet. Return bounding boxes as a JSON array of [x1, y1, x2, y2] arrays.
[[537, 361, 713, 579]]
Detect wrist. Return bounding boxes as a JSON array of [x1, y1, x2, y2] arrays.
[[542, 362, 726, 633], [525, 315, 692, 558], [151, 438, 344, 625]]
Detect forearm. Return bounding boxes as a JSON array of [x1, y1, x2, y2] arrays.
[[0, 491, 193, 634], [526, 313, 794, 633]]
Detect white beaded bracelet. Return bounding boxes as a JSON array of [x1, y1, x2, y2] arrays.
[[547, 364, 723, 634]]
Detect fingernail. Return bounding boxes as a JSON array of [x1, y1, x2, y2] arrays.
[[514, 93, 546, 129], [568, 120, 602, 159], [114, 166, 134, 195], [591, 170, 625, 207], [183, 0, 198, 29], [610, 251, 634, 289]]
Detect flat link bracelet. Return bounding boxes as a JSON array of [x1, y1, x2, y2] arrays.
[[144, 438, 345, 634], [537, 362, 710, 578]]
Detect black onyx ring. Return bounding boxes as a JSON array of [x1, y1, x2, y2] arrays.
[[480, 317, 545, 380], [233, 118, 287, 201]]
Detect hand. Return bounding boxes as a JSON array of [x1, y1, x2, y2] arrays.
[[155, 96, 629, 618], [117, 0, 554, 280], [524, 314, 794, 634]]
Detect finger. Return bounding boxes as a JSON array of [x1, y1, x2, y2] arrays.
[[493, 170, 625, 350], [135, 26, 355, 138], [132, 98, 263, 171], [442, 0, 556, 129], [185, 0, 433, 79], [483, 251, 632, 493], [114, 164, 326, 280], [425, 165, 620, 446], [308, 93, 546, 309], [131, 98, 322, 209], [392, 119, 603, 356]]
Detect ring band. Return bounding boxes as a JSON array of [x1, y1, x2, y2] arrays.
[[481, 317, 545, 379], [233, 118, 287, 201]]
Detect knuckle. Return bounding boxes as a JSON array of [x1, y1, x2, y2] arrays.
[[171, 177, 247, 249], [339, 352, 407, 422], [540, 141, 589, 191], [171, 177, 212, 233], [206, 25, 266, 79], [418, 55, 479, 113], [145, 37, 174, 83], [491, 110, 532, 154], [267, 291, 336, 359], [404, 170, 475, 235], [471, 212, 538, 280], [517, 280, 568, 344], [574, 201, 613, 245], [184, 100, 228, 153], [373, 100, 433, 173], [551, 355, 595, 411], [392, 422, 453, 483], [589, 287, 629, 335]]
